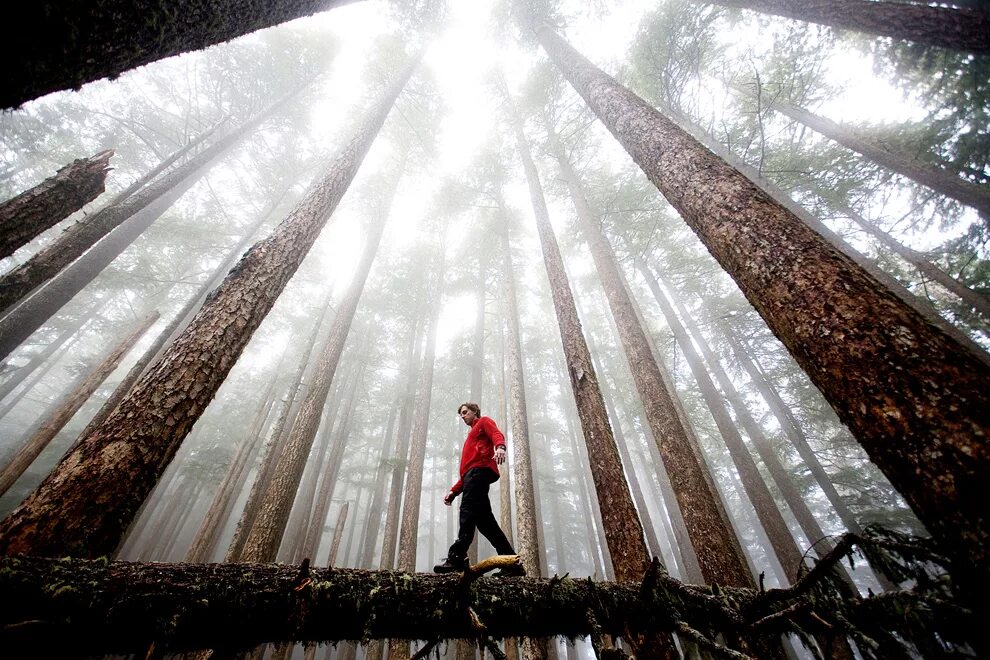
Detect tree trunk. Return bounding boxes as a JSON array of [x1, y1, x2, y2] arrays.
[[504, 85, 677, 660], [396, 258, 445, 573], [756, 94, 990, 218], [532, 22, 990, 591], [0, 310, 159, 497], [0, 57, 418, 560], [184, 353, 285, 563], [0, 87, 306, 360], [1, 0, 360, 108], [225, 288, 336, 562], [240, 189, 392, 563], [546, 123, 755, 589], [0, 150, 113, 259], [358, 405, 398, 568], [702, 0, 990, 53]]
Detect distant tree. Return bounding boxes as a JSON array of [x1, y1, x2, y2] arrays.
[[0, 84, 307, 361], [528, 18, 990, 594], [0, 150, 113, 259], [699, 0, 990, 53], [0, 54, 419, 559], [0, 0, 360, 108]]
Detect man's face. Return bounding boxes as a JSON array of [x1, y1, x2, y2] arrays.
[[459, 407, 477, 426]]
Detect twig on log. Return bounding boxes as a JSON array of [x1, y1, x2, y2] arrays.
[[409, 638, 441, 660], [675, 621, 753, 660]]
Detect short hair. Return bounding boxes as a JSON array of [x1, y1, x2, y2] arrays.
[[457, 402, 481, 416]]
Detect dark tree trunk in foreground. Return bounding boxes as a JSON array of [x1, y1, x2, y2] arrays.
[[0, 88, 303, 360], [703, 0, 990, 53], [0, 0, 359, 108], [0, 311, 159, 497], [0, 58, 417, 560], [758, 95, 990, 219], [547, 124, 754, 589], [532, 21, 990, 592], [0, 150, 113, 259]]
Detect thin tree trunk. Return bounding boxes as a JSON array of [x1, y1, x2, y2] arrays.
[[396, 258, 445, 573], [2, 0, 360, 108], [184, 355, 285, 563], [328, 501, 349, 566], [755, 93, 990, 218], [0, 86, 307, 360], [225, 288, 336, 562], [504, 85, 675, 660], [547, 123, 754, 589], [358, 405, 398, 568], [0, 150, 113, 259], [533, 21, 990, 591], [0, 310, 158, 496], [837, 202, 990, 319], [0, 58, 418, 559], [239, 176, 393, 563], [702, 0, 990, 53]]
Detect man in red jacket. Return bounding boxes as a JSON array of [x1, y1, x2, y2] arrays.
[[433, 402, 525, 575]]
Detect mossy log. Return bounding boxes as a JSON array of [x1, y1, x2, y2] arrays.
[[0, 540, 974, 658]]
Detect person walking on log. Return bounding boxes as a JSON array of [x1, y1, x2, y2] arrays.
[[433, 402, 525, 576]]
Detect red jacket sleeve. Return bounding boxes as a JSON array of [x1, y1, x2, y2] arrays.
[[483, 417, 506, 450], [450, 477, 464, 495]]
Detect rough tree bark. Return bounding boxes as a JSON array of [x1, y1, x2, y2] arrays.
[[0, 150, 113, 259], [531, 20, 990, 591], [702, 0, 990, 53], [1, 0, 360, 108], [546, 122, 755, 589], [0, 56, 419, 559]]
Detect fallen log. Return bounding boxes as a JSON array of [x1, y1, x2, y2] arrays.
[[0, 530, 975, 658]]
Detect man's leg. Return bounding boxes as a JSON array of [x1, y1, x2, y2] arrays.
[[474, 485, 515, 556], [445, 469, 485, 562]]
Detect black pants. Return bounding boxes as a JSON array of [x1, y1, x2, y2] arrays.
[[448, 467, 515, 560]]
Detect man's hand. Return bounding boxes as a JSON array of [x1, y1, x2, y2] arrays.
[[443, 491, 457, 506], [495, 446, 507, 465]]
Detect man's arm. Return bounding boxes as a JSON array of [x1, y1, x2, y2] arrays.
[[444, 478, 463, 505], [482, 417, 508, 465]]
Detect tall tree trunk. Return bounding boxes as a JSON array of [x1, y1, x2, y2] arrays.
[[546, 123, 755, 589], [225, 287, 336, 562], [358, 405, 398, 568], [504, 86, 676, 660], [702, 0, 990, 53], [0, 150, 113, 259], [378, 293, 428, 570], [396, 257, 445, 573], [837, 201, 990, 320], [0, 57, 418, 559], [751, 92, 990, 218], [240, 190, 393, 563], [1, 0, 360, 108], [184, 351, 286, 563], [0, 87, 306, 360], [531, 21, 990, 590], [0, 310, 158, 496]]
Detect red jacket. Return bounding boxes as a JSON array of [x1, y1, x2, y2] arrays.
[[450, 416, 505, 495]]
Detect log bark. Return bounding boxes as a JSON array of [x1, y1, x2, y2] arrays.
[[1, 0, 359, 108], [702, 0, 990, 53], [0, 150, 113, 259], [0, 57, 418, 560], [531, 20, 990, 592]]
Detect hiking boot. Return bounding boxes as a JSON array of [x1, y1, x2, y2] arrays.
[[433, 556, 467, 573], [495, 562, 526, 577]]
